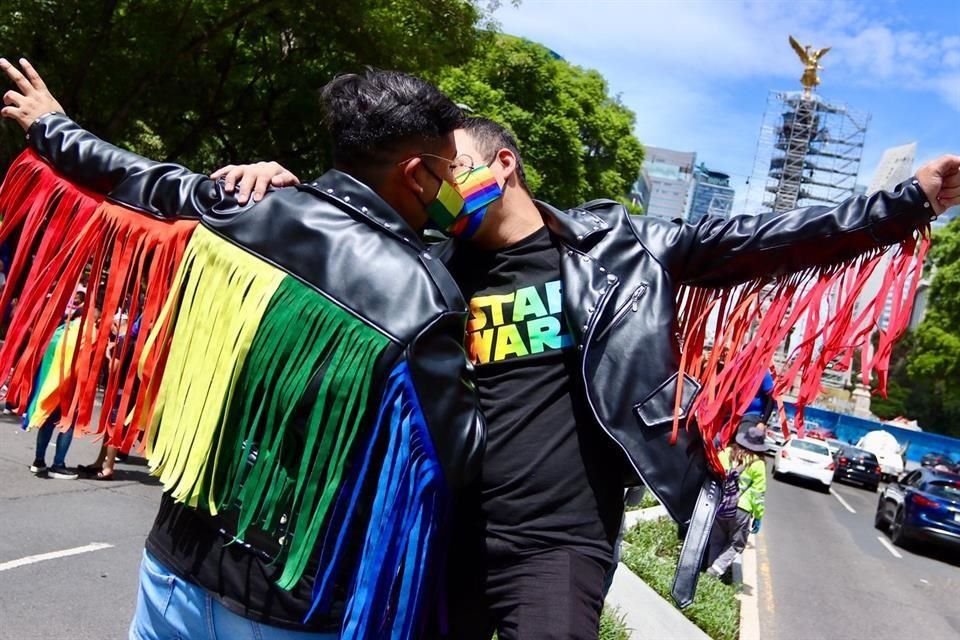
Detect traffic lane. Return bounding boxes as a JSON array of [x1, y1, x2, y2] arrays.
[[831, 480, 960, 585], [759, 469, 960, 640], [0, 417, 160, 640]]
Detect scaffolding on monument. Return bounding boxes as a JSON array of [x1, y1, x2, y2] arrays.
[[744, 91, 869, 215]]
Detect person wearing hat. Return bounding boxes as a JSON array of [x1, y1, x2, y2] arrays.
[[705, 420, 768, 578]]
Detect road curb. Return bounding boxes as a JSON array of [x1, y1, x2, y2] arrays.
[[738, 535, 761, 640], [609, 506, 711, 640], [624, 504, 668, 528], [606, 559, 711, 640]]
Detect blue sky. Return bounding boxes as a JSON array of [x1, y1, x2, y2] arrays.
[[492, 0, 960, 214]]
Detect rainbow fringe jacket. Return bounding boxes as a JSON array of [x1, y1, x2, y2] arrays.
[[0, 113, 484, 638]]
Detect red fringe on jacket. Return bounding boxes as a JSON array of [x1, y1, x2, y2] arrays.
[[0, 150, 197, 452]]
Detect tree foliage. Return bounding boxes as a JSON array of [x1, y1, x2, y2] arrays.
[[0, 0, 486, 178], [872, 219, 960, 436], [0, 3, 645, 209], [436, 35, 644, 208]]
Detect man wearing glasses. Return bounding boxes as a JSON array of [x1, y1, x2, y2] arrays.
[[0, 60, 485, 639]]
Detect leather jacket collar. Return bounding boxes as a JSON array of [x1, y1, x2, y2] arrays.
[[300, 169, 426, 249], [429, 199, 612, 261], [536, 200, 611, 250]]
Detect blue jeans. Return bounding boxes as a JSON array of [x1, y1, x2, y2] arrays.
[[34, 418, 74, 466], [129, 550, 338, 640]]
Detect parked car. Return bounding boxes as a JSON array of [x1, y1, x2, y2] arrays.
[[833, 445, 882, 492], [773, 438, 835, 491], [875, 468, 960, 549]]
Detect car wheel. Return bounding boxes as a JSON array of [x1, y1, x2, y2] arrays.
[[866, 484, 879, 493], [773, 470, 782, 481], [874, 500, 887, 531], [889, 508, 909, 547]]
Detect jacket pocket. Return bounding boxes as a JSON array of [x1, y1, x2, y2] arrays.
[[633, 372, 701, 428], [594, 283, 647, 343]]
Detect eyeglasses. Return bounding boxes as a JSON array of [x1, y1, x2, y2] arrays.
[[400, 153, 478, 184]]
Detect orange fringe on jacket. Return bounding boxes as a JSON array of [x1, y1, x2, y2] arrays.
[[0, 150, 197, 451]]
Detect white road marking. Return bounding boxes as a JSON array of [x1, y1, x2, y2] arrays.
[[829, 488, 857, 514], [877, 536, 903, 559], [0, 542, 114, 572]]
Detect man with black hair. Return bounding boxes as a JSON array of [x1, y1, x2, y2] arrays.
[[205, 113, 959, 639], [1, 60, 484, 639]]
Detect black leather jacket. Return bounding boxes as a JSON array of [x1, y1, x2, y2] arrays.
[[26, 113, 485, 627], [437, 183, 933, 526]]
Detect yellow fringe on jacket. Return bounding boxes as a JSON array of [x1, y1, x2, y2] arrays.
[[145, 226, 284, 508]]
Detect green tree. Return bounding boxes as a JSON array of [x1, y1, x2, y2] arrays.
[[871, 218, 960, 436], [904, 218, 960, 435], [436, 35, 644, 208], [0, 0, 487, 178]]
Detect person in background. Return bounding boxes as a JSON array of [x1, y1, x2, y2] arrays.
[[744, 366, 777, 433], [64, 287, 86, 320], [78, 316, 142, 480], [27, 311, 94, 479], [705, 421, 767, 579]]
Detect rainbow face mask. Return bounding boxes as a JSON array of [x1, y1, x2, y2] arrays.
[[425, 165, 503, 239]]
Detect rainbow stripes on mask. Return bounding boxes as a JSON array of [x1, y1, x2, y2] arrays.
[[427, 165, 502, 238]]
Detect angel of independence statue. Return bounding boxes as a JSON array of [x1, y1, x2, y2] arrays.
[[789, 35, 831, 96]]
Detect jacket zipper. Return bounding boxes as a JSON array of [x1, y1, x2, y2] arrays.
[[580, 281, 681, 523], [594, 284, 648, 343]]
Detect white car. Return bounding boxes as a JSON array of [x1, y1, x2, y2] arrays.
[[773, 437, 835, 490]]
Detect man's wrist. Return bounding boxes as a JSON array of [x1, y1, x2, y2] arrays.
[[908, 176, 938, 222], [24, 111, 64, 141]]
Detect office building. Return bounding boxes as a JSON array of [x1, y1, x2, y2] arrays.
[[637, 146, 696, 220]]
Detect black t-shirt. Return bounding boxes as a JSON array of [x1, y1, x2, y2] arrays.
[[447, 227, 624, 564]]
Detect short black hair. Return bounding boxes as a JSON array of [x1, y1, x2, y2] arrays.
[[321, 70, 463, 172], [461, 117, 530, 193]]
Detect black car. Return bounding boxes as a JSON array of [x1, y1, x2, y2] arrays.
[[834, 445, 882, 491], [875, 468, 960, 549]]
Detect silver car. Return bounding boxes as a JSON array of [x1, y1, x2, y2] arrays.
[[764, 423, 797, 455]]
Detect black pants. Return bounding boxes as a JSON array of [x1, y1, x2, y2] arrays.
[[442, 542, 608, 640]]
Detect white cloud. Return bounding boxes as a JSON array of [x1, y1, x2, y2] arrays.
[[492, 0, 960, 212], [494, 0, 960, 109]]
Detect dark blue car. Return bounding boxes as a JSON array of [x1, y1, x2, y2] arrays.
[[875, 467, 960, 549]]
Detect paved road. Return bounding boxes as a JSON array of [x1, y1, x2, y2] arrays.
[[0, 414, 161, 640], [758, 463, 960, 640]]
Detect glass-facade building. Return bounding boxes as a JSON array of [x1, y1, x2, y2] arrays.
[[687, 164, 735, 224]]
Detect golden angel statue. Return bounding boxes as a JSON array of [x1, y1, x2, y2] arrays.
[[789, 35, 831, 94]]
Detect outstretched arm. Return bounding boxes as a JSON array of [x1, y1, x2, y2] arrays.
[[1, 58, 225, 218], [646, 155, 960, 288]]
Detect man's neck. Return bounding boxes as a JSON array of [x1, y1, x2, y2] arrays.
[[470, 192, 544, 250]]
